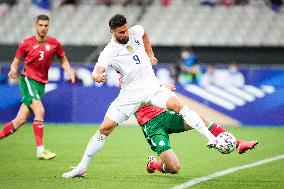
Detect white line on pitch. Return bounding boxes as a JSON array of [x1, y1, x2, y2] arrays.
[[171, 154, 284, 189]]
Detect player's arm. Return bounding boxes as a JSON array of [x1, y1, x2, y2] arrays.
[[143, 31, 158, 65], [8, 57, 21, 78], [92, 66, 107, 83], [59, 55, 75, 83]]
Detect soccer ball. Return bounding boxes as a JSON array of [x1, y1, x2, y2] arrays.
[[216, 132, 237, 154]]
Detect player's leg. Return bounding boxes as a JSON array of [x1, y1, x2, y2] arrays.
[[150, 86, 217, 147], [205, 121, 258, 154], [0, 103, 31, 139], [20, 75, 55, 159], [62, 104, 128, 178], [159, 149, 180, 173], [184, 116, 258, 154], [62, 117, 118, 178], [147, 149, 180, 174], [29, 99, 45, 154], [141, 113, 179, 174]]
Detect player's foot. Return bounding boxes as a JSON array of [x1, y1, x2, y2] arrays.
[[237, 140, 258, 154], [146, 156, 156, 173], [62, 166, 87, 178], [37, 150, 56, 160], [0, 131, 4, 139], [207, 138, 218, 149]]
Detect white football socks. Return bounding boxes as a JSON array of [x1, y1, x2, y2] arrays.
[[77, 130, 106, 170], [179, 106, 216, 141], [37, 145, 45, 154]]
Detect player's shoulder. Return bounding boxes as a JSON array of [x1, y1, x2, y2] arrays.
[[129, 25, 144, 36], [46, 36, 61, 45], [100, 40, 120, 56], [129, 25, 144, 31], [20, 36, 35, 45]]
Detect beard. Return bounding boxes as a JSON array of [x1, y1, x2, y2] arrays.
[[37, 31, 47, 38], [117, 37, 129, 44]]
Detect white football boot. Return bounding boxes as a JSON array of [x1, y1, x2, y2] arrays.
[[62, 166, 87, 178]]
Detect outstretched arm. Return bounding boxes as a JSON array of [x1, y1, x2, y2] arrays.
[[143, 32, 158, 65], [59, 56, 75, 83]]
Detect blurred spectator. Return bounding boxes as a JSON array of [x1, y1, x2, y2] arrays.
[[266, 0, 283, 12], [32, 0, 51, 11], [200, 0, 217, 6], [234, 0, 249, 5], [61, 0, 81, 6], [96, 0, 112, 6], [0, 0, 17, 6], [200, 63, 245, 88], [201, 0, 249, 6], [226, 63, 245, 87], [161, 0, 170, 6], [170, 61, 181, 84], [116, 0, 134, 6], [218, 0, 234, 7], [177, 48, 203, 85]]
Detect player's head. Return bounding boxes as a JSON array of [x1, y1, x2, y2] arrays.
[[109, 14, 129, 44], [35, 15, 49, 39]]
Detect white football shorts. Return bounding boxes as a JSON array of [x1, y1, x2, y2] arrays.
[[105, 85, 176, 124]]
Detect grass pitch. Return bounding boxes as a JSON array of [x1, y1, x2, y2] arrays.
[[0, 124, 284, 189]]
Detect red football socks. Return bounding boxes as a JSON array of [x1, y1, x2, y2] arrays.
[[0, 121, 16, 139], [33, 120, 44, 146], [208, 123, 226, 137]]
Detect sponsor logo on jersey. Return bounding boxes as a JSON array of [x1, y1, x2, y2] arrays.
[[33, 45, 39, 49]]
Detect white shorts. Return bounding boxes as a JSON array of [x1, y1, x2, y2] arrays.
[[105, 86, 176, 124]]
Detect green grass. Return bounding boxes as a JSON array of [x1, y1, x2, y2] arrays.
[[0, 124, 284, 189]]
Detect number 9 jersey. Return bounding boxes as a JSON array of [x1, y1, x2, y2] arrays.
[[16, 36, 65, 84], [95, 25, 160, 92]]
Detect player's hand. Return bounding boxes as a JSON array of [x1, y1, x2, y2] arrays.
[[165, 83, 176, 91], [150, 56, 158, 65], [8, 68, 17, 78], [93, 72, 107, 83], [68, 69, 76, 84]]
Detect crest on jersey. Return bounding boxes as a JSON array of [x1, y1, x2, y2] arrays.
[[45, 44, 50, 51], [126, 45, 133, 52]]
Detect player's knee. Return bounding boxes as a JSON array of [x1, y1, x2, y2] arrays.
[[169, 163, 180, 174], [171, 165, 180, 174], [34, 107, 45, 119], [99, 127, 111, 136], [99, 118, 118, 136], [166, 98, 183, 113]]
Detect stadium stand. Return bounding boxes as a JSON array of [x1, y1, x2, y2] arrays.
[[0, 0, 283, 46]]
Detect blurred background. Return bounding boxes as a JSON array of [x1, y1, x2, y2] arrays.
[[0, 0, 284, 126]]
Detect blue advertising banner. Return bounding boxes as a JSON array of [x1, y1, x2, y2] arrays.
[[0, 64, 283, 125]]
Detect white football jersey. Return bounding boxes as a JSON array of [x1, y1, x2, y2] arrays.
[[95, 25, 160, 91]]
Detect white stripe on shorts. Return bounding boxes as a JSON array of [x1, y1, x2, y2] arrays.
[[24, 76, 34, 97]]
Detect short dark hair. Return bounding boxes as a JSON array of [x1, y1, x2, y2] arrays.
[[36, 15, 49, 23], [109, 14, 127, 30]]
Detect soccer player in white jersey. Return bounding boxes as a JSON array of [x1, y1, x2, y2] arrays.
[[63, 14, 220, 178]]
